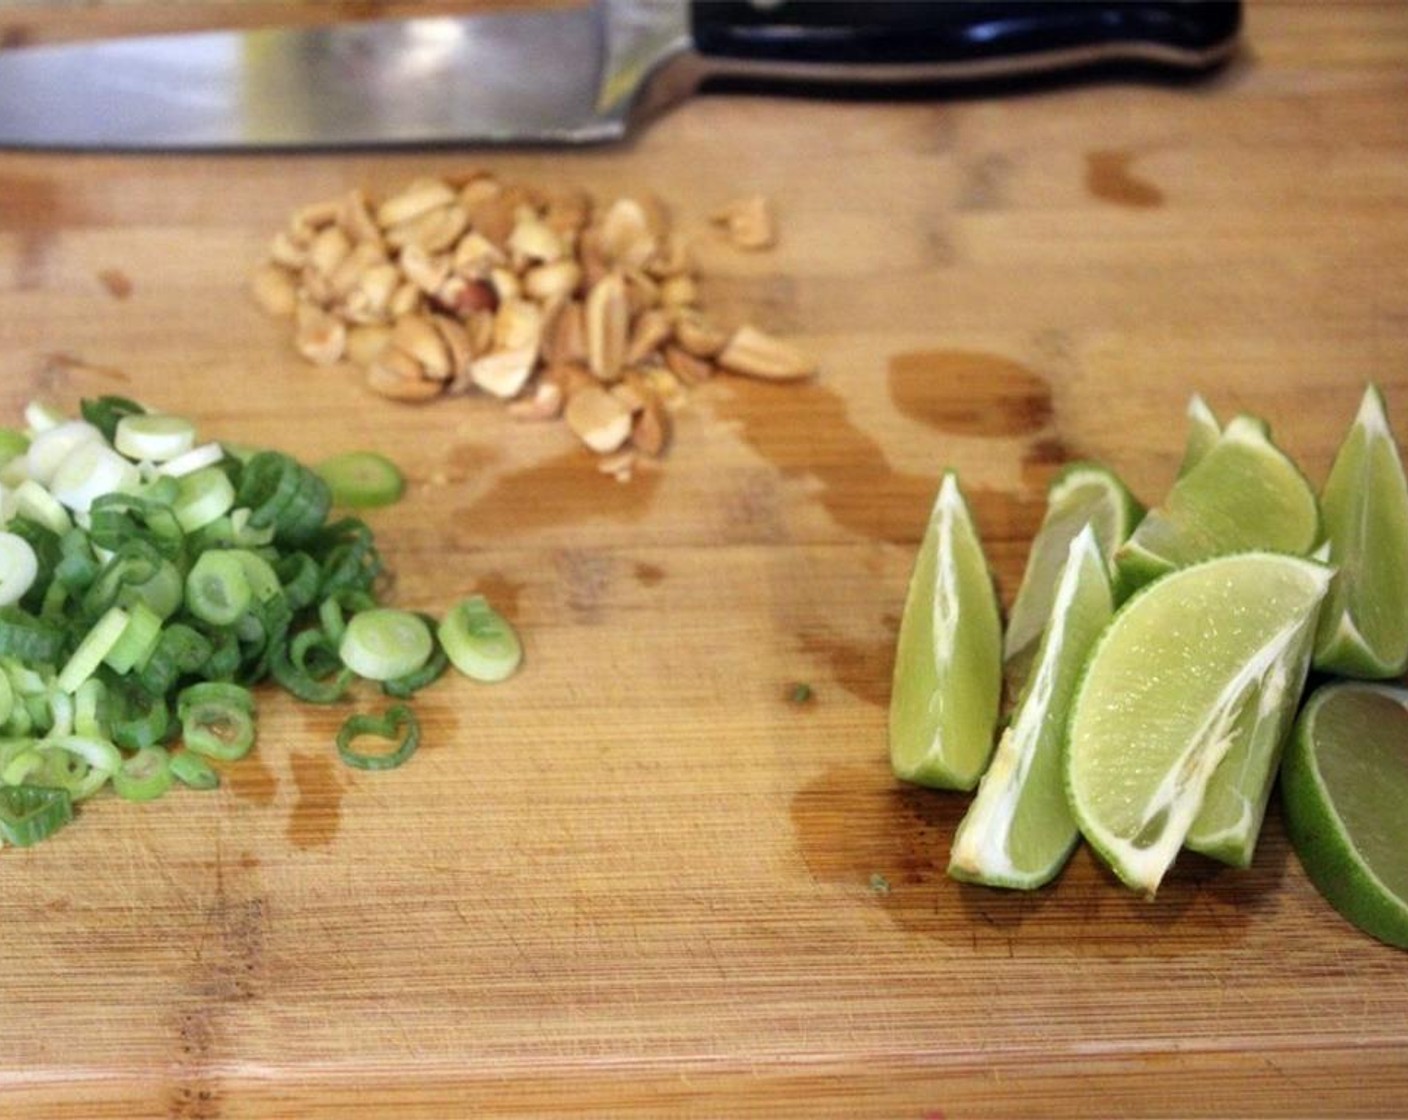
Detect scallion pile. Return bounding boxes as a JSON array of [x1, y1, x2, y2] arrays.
[[0, 397, 521, 849]]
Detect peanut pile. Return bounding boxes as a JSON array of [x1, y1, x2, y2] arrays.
[[250, 174, 814, 479]]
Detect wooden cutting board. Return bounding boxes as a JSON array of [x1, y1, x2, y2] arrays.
[[0, 3, 1406, 1115]]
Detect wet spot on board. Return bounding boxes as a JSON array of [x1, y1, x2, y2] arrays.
[[0, 26, 33, 49], [1020, 435, 1073, 492], [444, 441, 500, 482], [36, 352, 132, 399], [634, 561, 666, 587], [888, 351, 1053, 438], [287, 751, 344, 850], [791, 764, 1270, 955], [222, 751, 278, 806], [795, 612, 900, 709], [98, 268, 134, 300], [1085, 149, 1166, 209], [474, 570, 526, 619], [0, 174, 84, 290], [966, 485, 1049, 604], [454, 448, 662, 538], [710, 379, 938, 544], [790, 763, 957, 939]]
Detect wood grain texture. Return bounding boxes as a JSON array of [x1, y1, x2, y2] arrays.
[[1, 2, 1407, 1115]]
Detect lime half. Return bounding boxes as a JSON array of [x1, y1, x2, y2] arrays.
[[950, 525, 1113, 889], [1312, 385, 1408, 679], [1113, 416, 1320, 597], [1282, 682, 1408, 949], [890, 472, 1003, 791], [1003, 462, 1141, 692], [1066, 552, 1332, 896]]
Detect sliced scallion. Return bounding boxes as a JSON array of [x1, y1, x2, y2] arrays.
[[339, 609, 434, 682], [172, 467, 236, 533], [185, 550, 252, 627], [0, 531, 39, 608], [79, 396, 147, 444], [336, 705, 420, 771], [169, 749, 219, 791], [0, 397, 475, 847], [48, 441, 141, 514], [0, 427, 28, 467], [56, 605, 129, 694], [156, 441, 224, 480], [438, 595, 523, 683], [113, 745, 173, 802], [177, 682, 255, 762], [12, 479, 72, 534], [25, 420, 103, 486], [315, 451, 405, 509], [108, 683, 170, 751], [103, 602, 163, 674], [0, 784, 73, 846], [114, 414, 196, 463], [0, 606, 66, 664]]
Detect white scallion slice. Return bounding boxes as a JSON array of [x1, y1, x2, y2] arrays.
[[103, 602, 164, 674], [173, 467, 236, 532], [57, 606, 131, 694], [114, 414, 197, 463], [0, 531, 39, 607], [12, 479, 72, 534], [49, 441, 142, 513], [25, 420, 104, 485], [438, 595, 523, 683], [339, 609, 435, 682], [23, 399, 68, 435], [157, 441, 225, 479]]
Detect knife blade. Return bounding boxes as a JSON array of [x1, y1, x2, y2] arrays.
[[0, 1, 1241, 151]]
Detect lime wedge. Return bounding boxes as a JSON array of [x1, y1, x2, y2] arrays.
[[1186, 593, 1321, 868], [1066, 552, 1332, 896], [1003, 462, 1141, 692], [1282, 682, 1408, 949], [890, 472, 1002, 791], [1176, 393, 1221, 477], [1113, 416, 1320, 597], [1312, 385, 1408, 679], [949, 525, 1113, 889]]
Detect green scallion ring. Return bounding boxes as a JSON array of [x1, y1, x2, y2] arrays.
[[315, 451, 405, 509], [336, 705, 420, 772], [0, 784, 73, 846], [113, 745, 173, 802], [169, 749, 219, 791], [185, 549, 253, 627], [56, 605, 130, 694], [177, 688, 256, 762], [437, 595, 523, 683]]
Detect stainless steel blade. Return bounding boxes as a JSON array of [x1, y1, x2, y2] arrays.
[[0, 1, 690, 149]]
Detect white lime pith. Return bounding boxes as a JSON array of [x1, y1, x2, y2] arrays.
[[950, 525, 1113, 889]]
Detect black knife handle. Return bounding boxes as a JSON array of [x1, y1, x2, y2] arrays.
[[689, 2, 1242, 72]]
